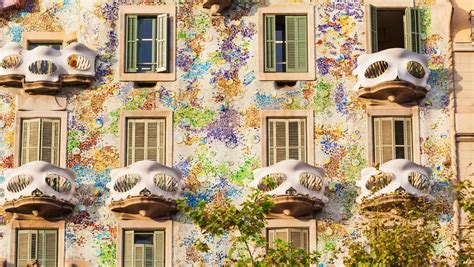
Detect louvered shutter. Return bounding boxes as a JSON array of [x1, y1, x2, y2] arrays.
[[44, 230, 57, 267], [374, 117, 413, 164], [405, 119, 412, 161], [267, 229, 275, 249], [126, 15, 138, 72], [41, 119, 60, 165], [381, 118, 393, 163], [373, 118, 381, 164], [156, 14, 168, 72], [275, 121, 287, 164], [17, 230, 30, 267], [275, 229, 289, 243], [264, 15, 276, 72], [405, 8, 422, 53], [135, 244, 144, 267], [286, 16, 308, 72], [154, 230, 165, 267], [268, 119, 306, 165], [134, 121, 146, 163], [21, 119, 41, 165], [289, 229, 302, 249], [38, 230, 44, 265], [145, 244, 154, 267], [127, 119, 166, 165], [302, 229, 309, 251], [124, 230, 134, 267], [368, 5, 378, 53]]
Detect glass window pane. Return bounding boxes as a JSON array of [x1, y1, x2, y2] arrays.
[[394, 120, 405, 145], [137, 41, 153, 64], [137, 17, 154, 40], [135, 233, 154, 245], [395, 147, 405, 159]]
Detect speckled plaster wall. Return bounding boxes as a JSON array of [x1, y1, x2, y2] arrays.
[[0, 0, 456, 265]]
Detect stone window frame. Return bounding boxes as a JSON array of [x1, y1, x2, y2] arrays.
[[118, 5, 177, 82], [366, 104, 420, 165], [257, 5, 316, 81], [263, 218, 317, 252], [14, 110, 68, 168], [260, 110, 315, 167], [22, 31, 77, 49], [7, 219, 66, 267], [116, 220, 173, 267], [119, 110, 173, 167], [364, 0, 415, 53]]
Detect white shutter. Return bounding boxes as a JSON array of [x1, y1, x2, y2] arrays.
[[268, 118, 306, 165], [44, 230, 57, 267], [267, 229, 275, 249], [135, 244, 144, 267], [289, 229, 302, 249], [374, 117, 412, 164], [156, 14, 168, 72], [21, 119, 41, 165], [124, 230, 134, 267], [17, 230, 30, 267], [154, 230, 165, 267], [145, 244, 154, 267], [127, 119, 166, 165]]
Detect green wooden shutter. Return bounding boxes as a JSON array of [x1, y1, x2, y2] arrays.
[[156, 14, 168, 72], [44, 230, 57, 267], [369, 5, 378, 53], [17, 230, 30, 267], [286, 16, 308, 72], [405, 8, 422, 53], [126, 15, 138, 72], [124, 230, 134, 267], [264, 15, 276, 72], [154, 231, 165, 267]]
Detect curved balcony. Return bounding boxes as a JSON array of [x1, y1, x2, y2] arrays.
[[106, 160, 183, 219], [356, 159, 433, 211], [0, 42, 96, 94], [352, 48, 430, 104], [250, 160, 328, 218], [0, 161, 77, 219], [203, 0, 233, 16]]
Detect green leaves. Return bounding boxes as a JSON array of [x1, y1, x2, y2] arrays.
[[178, 189, 320, 266]]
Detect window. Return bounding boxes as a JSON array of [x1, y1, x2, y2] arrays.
[[264, 15, 307, 73], [123, 230, 165, 267], [126, 118, 166, 165], [368, 6, 421, 53], [267, 118, 306, 165], [373, 117, 412, 164], [267, 228, 309, 250], [20, 118, 60, 166], [27, 42, 62, 50], [17, 230, 58, 267], [119, 6, 176, 82], [258, 5, 315, 81], [125, 15, 168, 73]]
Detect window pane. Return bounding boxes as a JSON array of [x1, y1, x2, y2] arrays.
[[135, 233, 154, 245], [137, 41, 153, 66], [394, 120, 405, 145], [138, 17, 154, 40], [395, 147, 405, 159]]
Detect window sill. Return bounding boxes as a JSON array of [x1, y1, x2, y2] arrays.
[[258, 71, 315, 81], [119, 72, 176, 82]]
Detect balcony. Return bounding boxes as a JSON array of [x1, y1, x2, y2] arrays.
[[353, 48, 430, 104], [0, 42, 96, 94], [250, 160, 328, 218], [356, 159, 433, 211], [0, 0, 27, 11], [203, 0, 233, 16], [106, 160, 183, 219], [0, 161, 77, 219]]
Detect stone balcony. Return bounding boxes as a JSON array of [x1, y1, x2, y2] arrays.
[[0, 42, 96, 94], [251, 160, 328, 218], [0, 161, 77, 219], [353, 48, 430, 104], [356, 159, 433, 211], [106, 160, 183, 219]]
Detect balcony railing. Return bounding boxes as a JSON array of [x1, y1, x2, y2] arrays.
[[0, 42, 96, 94], [356, 159, 433, 211], [0, 161, 77, 219], [250, 159, 328, 218], [353, 48, 430, 104], [106, 160, 183, 219]]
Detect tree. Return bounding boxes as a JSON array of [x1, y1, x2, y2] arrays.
[[455, 180, 474, 264], [177, 189, 320, 266]]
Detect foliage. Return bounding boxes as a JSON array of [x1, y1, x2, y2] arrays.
[[344, 201, 442, 266], [455, 180, 474, 264], [177, 188, 320, 266]]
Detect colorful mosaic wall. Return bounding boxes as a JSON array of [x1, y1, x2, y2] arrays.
[[0, 0, 455, 265]]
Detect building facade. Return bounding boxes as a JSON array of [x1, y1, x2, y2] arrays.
[[0, 0, 470, 266]]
